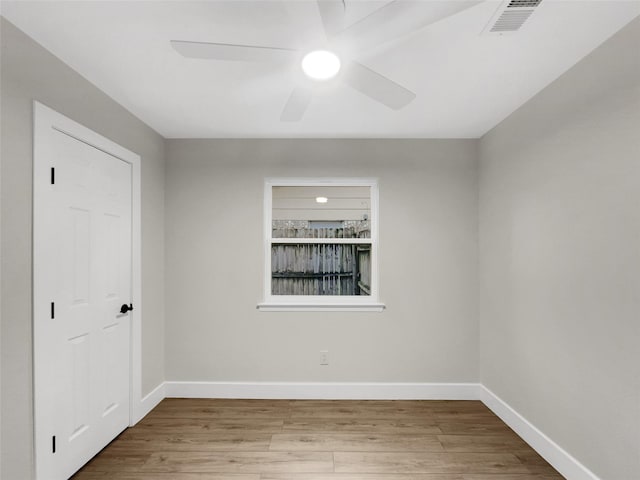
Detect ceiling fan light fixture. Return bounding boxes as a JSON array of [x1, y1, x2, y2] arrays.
[[301, 50, 341, 80]]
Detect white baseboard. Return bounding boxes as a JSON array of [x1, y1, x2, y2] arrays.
[[164, 381, 480, 400], [479, 385, 600, 480], [133, 382, 166, 424]]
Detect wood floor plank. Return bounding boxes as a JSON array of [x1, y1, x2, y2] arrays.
[[434, 413, 509, 424], [73, 452, 152, 474], [135, 416, 284, 433], [260, 475, 466, 480], [270, 433, 443, 452], [334, 452, 530, 474], [462, 476, 563, 480], [287, 400, 484, 412], [438, 434, 530, 452], [147, 405, 291, 419], [414, 401, 494, 414], [283, 418, 442, 434], [289, 406, 437, 419], [161, 398, 291, 408], [73, 473, 259, 480], [514, 451, 564, 475], [260, 476, 562, 480], [139, 451, 334, 473], [437, 422, 514, 435], [108, 431, 272, 451]]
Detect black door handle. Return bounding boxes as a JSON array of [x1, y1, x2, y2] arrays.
[[120, 303, 133, 314]]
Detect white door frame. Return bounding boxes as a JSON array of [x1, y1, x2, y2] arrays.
[[32, 101, 143, 477]]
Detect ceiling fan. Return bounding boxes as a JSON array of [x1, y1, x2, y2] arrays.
[[171, 0, 480, 121]]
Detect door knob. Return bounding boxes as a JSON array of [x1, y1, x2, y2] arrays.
[[120, 303, 133, 314]]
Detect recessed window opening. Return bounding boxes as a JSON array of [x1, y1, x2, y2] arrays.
[[260, 178, 382, 311]]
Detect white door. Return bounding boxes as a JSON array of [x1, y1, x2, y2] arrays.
[[34, 108, 134, 479]]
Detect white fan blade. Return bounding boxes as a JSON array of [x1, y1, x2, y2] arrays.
[[281, 88, 313, 122], [316, 0, 346, 38], [171, 40, 299, 62], [334, 1, 481, 52], [343, 61, 415, 110]]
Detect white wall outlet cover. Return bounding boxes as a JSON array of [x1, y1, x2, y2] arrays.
[[320, 350, 329, 365]]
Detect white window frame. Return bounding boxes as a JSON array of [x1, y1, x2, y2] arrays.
[[257, 177, 385, 312]]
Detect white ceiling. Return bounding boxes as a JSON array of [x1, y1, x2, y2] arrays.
[[2, 0, 639, 138]]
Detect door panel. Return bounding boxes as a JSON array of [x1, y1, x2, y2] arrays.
[[70, 207, 91, 303], [35, 127, 132, 479]]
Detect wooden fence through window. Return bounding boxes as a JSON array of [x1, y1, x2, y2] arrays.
[[271, 243, 371, 296]]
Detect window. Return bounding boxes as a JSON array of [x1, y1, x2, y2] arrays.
[[258, 178, 384, 311]]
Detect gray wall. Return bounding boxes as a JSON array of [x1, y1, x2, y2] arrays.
[[478, 17, 640, 480], [165, 139, 478, 384], [0, 18, 166, 479], [3, 8, 639, 480]]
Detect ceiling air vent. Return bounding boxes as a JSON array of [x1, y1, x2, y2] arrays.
[[507, 0, 542, 7], [482, 0, 542, 35]]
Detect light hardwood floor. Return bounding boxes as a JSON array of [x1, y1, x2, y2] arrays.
[[72, 399, 564, 479]]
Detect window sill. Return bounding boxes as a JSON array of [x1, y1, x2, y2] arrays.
[[256, 303, 386, 312]]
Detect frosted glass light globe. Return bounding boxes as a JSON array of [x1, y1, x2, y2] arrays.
[[302, 50, 341, 80]]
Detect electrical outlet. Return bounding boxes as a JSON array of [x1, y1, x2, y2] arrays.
[[320, 350, 329, 365]]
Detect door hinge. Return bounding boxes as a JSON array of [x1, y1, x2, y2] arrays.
[[51, 302, 55, 319], [50, 167, 55, 185], [52, 435, 56, 453]]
